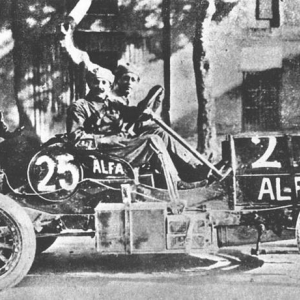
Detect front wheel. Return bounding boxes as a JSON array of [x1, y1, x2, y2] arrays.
[[0, 194, 36, 290]]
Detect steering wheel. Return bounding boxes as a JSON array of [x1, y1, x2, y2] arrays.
[[125, 85, 164, 132], [142, 85, 164, 112]]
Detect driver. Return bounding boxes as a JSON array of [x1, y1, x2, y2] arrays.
[[111, 63, 210, 182], [111, 62, 162, 112], [66, 66, 206, 193]]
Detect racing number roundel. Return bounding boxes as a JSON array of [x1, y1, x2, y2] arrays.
[[27, 143, 82, 201]]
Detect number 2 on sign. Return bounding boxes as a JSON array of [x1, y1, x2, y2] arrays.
[[251, 136, 282, 169]]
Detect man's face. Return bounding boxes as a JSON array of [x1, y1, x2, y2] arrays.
[[117, 72, 139, 96], [88, 77, 111, 99]]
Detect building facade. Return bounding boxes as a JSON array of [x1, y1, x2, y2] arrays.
[[1, 0, 300, 155], [209, 0, 300, 136]]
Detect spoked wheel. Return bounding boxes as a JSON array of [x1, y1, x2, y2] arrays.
[[0, 195, 36, 290]]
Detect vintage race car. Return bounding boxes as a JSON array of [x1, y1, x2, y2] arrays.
[[1, 116, 300, 290]]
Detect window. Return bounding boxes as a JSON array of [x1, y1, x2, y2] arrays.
[[256, 0, 280, 27], [242, 69, 281, 132]]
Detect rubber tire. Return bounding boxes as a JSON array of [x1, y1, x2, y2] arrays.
[[0, 194, 36, 290], [296, 212, 300, 253], [36, 237, 57, 255]]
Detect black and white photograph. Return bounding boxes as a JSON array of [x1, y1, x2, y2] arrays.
[[1, 0, 300, 299]]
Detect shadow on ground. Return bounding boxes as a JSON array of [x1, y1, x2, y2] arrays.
[[29, 237, 265, 276], [30, 252, 215, 274]]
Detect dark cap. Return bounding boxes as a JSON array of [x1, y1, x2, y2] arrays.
[[114, 62, 140, 81]]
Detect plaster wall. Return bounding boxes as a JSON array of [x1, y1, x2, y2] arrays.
[[201, 0, 300, 140]]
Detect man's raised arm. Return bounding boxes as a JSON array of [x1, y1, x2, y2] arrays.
[[60, 0, 98, 72]]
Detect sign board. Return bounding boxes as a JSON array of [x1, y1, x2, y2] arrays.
[[232, 134, 300, 205]]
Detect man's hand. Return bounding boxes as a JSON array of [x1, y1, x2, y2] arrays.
[[59, 17, 76, 48], [142, 107, 155, 118], [150, 85, 164, 112], [141, 85, 164, 113], [61, 17, 76, 35]]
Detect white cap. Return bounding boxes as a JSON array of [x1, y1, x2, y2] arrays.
[[87, 65, 115, 84]]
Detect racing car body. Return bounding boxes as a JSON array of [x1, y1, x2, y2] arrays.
[[1, 125, 300, 290]]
